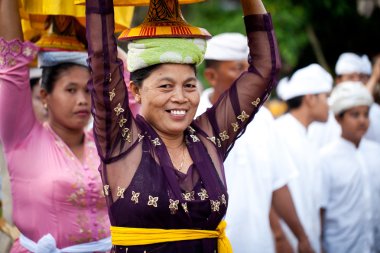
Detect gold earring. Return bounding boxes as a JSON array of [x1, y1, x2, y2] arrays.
[[43, 104, 48, 110], [135, 95, 141, 103]]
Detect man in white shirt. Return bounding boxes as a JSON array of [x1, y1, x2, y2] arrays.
[[274, 64, 333, 253], [320, 81, 380, 253], [196, 33, 314, 253]]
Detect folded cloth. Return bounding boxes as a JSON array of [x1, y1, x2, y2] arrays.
[[111, 220, 232, 253], [19, 233, 111, 253], [38, 51, 88, 68], [329, 81, 373, 115], [127, 38, 206, 72]]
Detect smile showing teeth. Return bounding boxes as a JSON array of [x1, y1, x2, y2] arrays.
[[170, 110, 186, 116]]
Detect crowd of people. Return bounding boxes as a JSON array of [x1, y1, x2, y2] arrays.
[[0, 0, 380, 252]]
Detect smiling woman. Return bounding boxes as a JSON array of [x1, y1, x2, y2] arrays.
[[85, 0, 281, 252]]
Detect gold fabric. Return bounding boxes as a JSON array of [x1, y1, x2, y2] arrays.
[[110, 220, 232, 253], [20, 0, 134, 31], [74, 0, 204, 6]]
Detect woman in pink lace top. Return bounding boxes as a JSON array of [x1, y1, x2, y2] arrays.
[[0, 0, 111, 252]]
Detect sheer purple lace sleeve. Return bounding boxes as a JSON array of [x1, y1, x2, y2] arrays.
[[86, 0, 140, 163], [194, 14, 281, 160]]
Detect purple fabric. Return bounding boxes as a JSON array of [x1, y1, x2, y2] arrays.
[[85, 0, 281, 252]]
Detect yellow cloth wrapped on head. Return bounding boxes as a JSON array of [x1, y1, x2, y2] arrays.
[[110, 220, 232, 253]]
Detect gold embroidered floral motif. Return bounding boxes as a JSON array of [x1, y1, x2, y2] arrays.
[[210, 200, 221, 212], [117, 186, 126, 198], [138, 134, 145, 142], [169, 199, 179, 214], [10, 43, 21, 55], [219, 194, 227, 206], [22, 46, 34, 57], [251, 98, 261, 107], [103, 185, 110, 196], [131, 191, 140, 204], [182, 191, 195, 201], [198, 188, 209, 200], [151, 138, 161, 146], [121, 128, 129, 137], [187, 126, 196, 134], [219, 131, 229, 141], [237, 111, 250, 122], [148, 195, 159, 207], [207, 136, 216, 145], [118, 117, 127, 128], [216, 138, 222, 148], [114, 103, 124, 116], [109, 88, 116, 101], [190, 134, 200, 142], [107, 73, 112, 83], [125, 132, 132, 143], [231, 122, 240, 132], [7, 56, 16, 67], [182, 203, 189, 213]]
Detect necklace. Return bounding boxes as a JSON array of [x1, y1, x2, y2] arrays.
[[178, 144, 186, 172], [167, 142, 186, 172]]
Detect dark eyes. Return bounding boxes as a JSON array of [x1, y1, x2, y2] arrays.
[[185, 83, 197, 89], [67, 88, 76, 93], [158, 83, 197, 89], [158, 84, 171, 89], [66, 87, 90, 94]]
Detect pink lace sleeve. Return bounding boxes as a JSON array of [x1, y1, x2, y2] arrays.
[[0, 38, 39, 151], [194, 14, 281, 160]]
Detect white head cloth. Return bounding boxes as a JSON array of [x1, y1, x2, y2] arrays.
[[280, 63, 333, 101], [38, 51, 88, 68], [335, 52, 372, 75], [204, 33, 248, 61], [29, 68, 42, 80], [276, 77, 289, 100], [361, 55, 372, 75], [329, 81, 373, 115]]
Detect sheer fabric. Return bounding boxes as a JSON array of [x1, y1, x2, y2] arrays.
[[86, 0, 280, 252]]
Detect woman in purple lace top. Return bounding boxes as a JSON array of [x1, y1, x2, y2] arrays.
[[85, 0, 281, 252]]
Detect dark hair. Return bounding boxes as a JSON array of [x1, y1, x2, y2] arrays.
[[41, 63, 86, 93], [205, 60, 221, 69], [336, 111, 346, 119], [130, 63, 197, 88], [286, 95, 304, 110], [29, 78, 40, 90]]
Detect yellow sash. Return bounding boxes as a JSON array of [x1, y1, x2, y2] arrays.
[[110, 220, 232, 253]]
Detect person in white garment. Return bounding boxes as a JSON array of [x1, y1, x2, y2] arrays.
[[320, 81, 380, 253], [196, 33, 314, 253], [308, 52, 377, 149], [275, 63, 333, 253], [335, 52, 372, 84], [364, 54, 380, 144]]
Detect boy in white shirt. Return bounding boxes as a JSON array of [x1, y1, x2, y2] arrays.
[[320, 81, 380, 253]]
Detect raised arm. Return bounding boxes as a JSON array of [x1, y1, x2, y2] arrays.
[[195, 0, 281, 159], [86, 0, 139, 163], [0, 0, 39, 151], [0, 0, 23, 40]]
